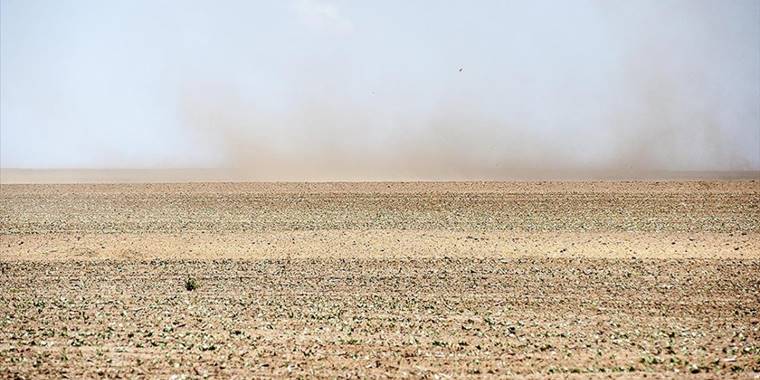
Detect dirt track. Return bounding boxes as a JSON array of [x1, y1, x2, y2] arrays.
[[1, 181, 759, 378]]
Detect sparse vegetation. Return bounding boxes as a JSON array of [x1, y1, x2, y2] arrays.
[[184, 277, 199, 291], [1, 182, 758, 377]]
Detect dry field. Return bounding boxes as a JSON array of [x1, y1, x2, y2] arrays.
[[1, 181, 759, 378]]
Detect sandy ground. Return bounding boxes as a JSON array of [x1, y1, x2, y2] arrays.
[[1, 181, 759, 378]]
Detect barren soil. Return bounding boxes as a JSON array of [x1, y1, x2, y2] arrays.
[[1, 181, 759, 378]]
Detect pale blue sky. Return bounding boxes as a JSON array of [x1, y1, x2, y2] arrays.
[[1, 0, 758, 177]]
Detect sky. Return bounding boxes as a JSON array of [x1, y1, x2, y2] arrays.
[[1, 0, 759, 180]]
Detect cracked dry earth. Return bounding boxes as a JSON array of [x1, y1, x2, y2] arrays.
[[1, 181, 759, 379]]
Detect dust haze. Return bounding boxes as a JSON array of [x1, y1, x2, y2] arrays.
[[180, 66, 756, 181], [1, 0, 758, 181], [177, 1, 759, 181]]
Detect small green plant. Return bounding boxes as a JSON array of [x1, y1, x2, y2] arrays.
[[185, 277, 199, 291]]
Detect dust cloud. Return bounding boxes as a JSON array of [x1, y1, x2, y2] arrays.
[[179, 69, 756, 181], [2, 0, 758, 182], [174, 2, 759, 181]]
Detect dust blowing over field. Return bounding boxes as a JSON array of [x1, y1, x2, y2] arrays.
[[182, 79, 756, 181], [179, 2, 758, 180], [2, 1, 758, 179]]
